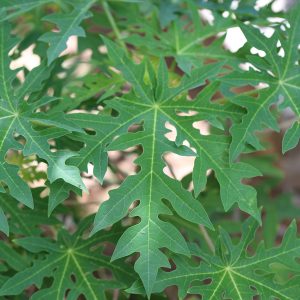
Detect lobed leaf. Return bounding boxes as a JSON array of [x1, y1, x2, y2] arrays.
[[221, 4, 300, 160], [131, 218, 300, 299], [0, 219, 136, 299]]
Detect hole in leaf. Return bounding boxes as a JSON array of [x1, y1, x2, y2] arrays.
[[84, 128, 96, 136], [70, 273, 76, 283], [96, 267, 113, 279]]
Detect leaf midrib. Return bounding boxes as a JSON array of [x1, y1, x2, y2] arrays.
[[146, 107, 158, 291]]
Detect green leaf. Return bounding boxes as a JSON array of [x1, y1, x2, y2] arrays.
[[159, 82, 261, 221], [39, 0, 94, 64], [70, 38, 226, 295], [0, 241, 28, 272], [221, 5, 300, 160], [0, 207, 8, 236], [125, 0, 236, 74], [48, 44, 231, 207], [0, 219, 136, 299], [0, 23, 86, 229], [282, 121, 300, 153], [50, 72, 122, 113], [1, 3, 298, 299], [131, 218, 300, 299], [197, 0, 277, 19], [0, 23, 85, 184], [175, 123, 261, 222], [65, 38, 261, 295], [0, 188, 59, 236], [0, 163, 33, 210], [0, 0, 52, 22], [0, 239, 29, 287]]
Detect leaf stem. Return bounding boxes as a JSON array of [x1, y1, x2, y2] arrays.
[[199, 224, 215, 254], [102, 0, 128, 54]]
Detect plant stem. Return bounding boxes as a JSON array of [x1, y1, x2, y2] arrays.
[[102, 0, 128, 54], [199, 224, 215, 254]]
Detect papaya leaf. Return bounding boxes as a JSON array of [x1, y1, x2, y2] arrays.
[[130, 218, 300, 299], [221, 5, 300, 160], [62, 38, 261, 295], [0, 219, 136, 299], [0, 23, 86, 230], [39, 0, 95, 64]]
